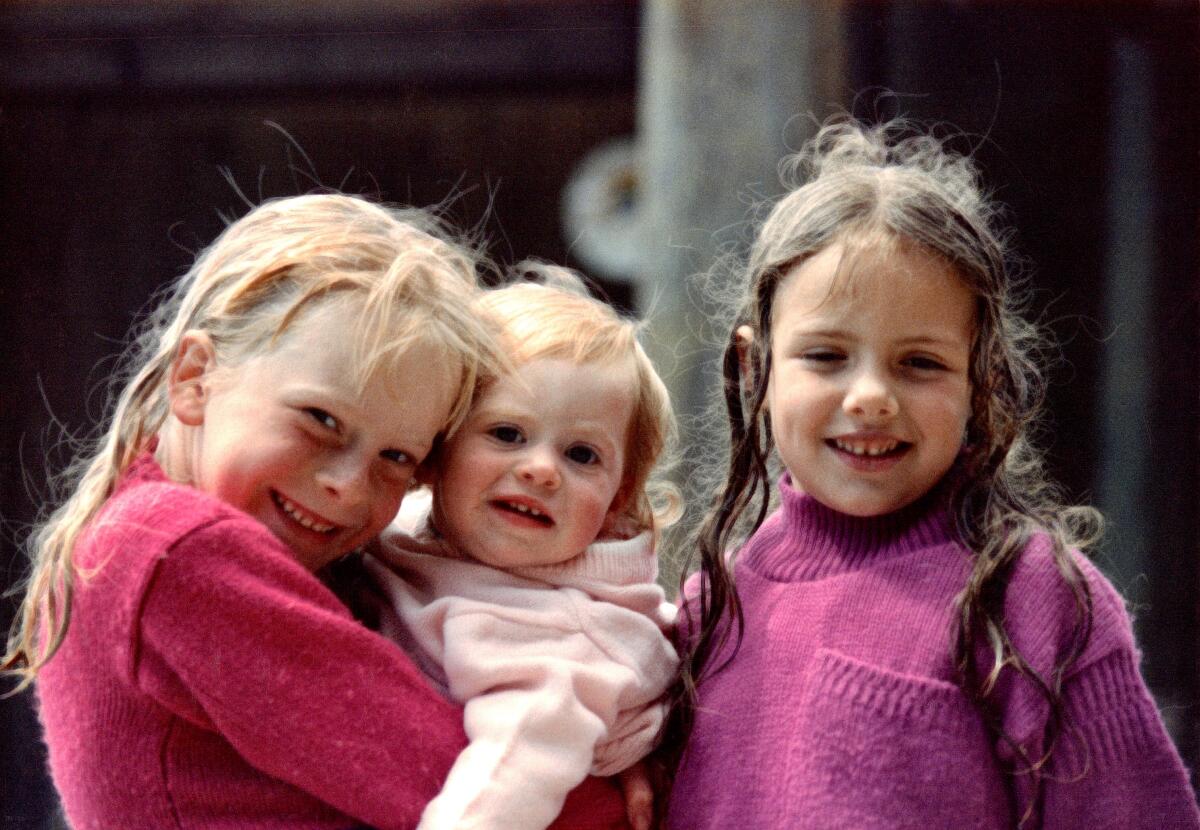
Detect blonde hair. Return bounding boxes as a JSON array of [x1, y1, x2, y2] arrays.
[[475, 263, 680, 534], [3, 193, 503, 690]]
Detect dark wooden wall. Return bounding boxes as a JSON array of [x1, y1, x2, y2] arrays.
[[842, 3, 1199, 781], [0, 3, 639, 825]]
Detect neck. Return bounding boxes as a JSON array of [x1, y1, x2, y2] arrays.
[[740, 475, 957, 582], [153, 419, 196, 486]]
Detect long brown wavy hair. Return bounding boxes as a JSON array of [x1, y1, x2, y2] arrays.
[[662, 118, 1102, 823]]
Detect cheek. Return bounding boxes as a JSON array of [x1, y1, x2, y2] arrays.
[[367, 484, 407, 532], [577, 482, 617, 533], [928, 388, 972, 449], [949, 382, 973, 428], [769, 378, 823, 433], [438, 451, 484, 498]]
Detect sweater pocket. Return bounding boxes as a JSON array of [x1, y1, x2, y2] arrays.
[[786, 648, 1011, 829]]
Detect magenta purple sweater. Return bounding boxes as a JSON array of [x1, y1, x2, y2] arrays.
[[668, 476, 1199, 829], [35, 455, 631, 830]]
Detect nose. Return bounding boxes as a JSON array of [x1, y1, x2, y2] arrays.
[[843, 367, 898, 421], [316, 452, 372, 502], [516, 446, 561, 490]]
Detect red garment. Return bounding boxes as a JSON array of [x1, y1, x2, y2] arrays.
[[36, 454, 629, 829]]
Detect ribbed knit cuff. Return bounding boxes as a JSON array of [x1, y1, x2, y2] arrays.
[[1060, 648, 1164, 770]]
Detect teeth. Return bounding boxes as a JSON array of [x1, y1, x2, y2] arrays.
[[508, 502, 544, 518], [834, 438, 899, 457], [276, 494, 335, 533]]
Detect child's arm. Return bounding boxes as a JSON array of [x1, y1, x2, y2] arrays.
[[133, 515, 468, 830], [416, 600, 676, 830], [1038, 648, 1200, 828], [997, 546, 1200, 827], [593, 698, 669, 776], [421, 666, 607, 829], [366, 526, 676, 830]]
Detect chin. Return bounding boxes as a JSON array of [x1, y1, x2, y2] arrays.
[[824, 491, 912, 518], [838, 503, 894, 518]]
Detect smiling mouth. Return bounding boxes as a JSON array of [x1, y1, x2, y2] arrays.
[[828, 437, 911, 459], [271, 491, 337, 534], [492, 499, 554, 527]]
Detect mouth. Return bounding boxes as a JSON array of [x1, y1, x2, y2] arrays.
[[271, 491, 338, 535], [827, 437, 911, 460], [490, 498, 554, 527]]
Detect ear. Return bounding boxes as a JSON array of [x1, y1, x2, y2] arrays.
[[735, 325, 767, 409], [600, 489, 637, 540], [735, 325, 756, 374], [168, 331, 217, 427]]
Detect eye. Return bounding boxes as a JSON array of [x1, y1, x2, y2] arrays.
[[489, 425, 524, 445], [565, 445, 599, 466], [305, 407, 339, 431], [801, 350, 845, 365], [904, 355, 948, 372], [381, 449, 412, 466]]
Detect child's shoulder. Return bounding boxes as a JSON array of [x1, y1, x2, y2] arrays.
[[74, 457, 324, 662], [1012, 533, 1127, 612], [1006, 532, 1135, 667]]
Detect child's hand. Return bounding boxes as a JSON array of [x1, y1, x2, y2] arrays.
[[618, 763, 653, 830]]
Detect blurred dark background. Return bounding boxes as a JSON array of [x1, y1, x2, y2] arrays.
[[2, 2, 1196, 826]]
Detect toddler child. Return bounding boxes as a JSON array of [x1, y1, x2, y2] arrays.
[[3, 194, 628, 830], [664, 119, 1200, 829], [363, 269, 679, 830]]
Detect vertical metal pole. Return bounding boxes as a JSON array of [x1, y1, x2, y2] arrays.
[[1097, 37, 1155, 610]]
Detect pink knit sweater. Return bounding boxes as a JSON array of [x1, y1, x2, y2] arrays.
[[364, 496, 677, 830], [35, 455, 631, 830], [668, 476, 1199, 829]]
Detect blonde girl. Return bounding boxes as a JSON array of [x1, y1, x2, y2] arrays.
[[2, 195, 629, 830], [665, 119, 1199, 829]]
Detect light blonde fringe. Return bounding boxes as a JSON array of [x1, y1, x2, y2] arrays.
[[477, 263, 682, 535], [3, 193, 505, 692]]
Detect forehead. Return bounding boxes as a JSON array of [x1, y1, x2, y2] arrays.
[[264, 301, 457, 428], [478, 356, 635, 435], [773, 239, 976, 341]]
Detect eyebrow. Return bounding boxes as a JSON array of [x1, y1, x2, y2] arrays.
[[468, 402, 529, 424], [893, 334, 971, 349], [783, 326, 850, 341], [570, 423, 622, 450], [284, 384, 352, 409], [782, 327, 969, 349]]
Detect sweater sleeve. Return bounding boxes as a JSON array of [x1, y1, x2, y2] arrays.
[[996, 545, 1200, 828], [415, 596, 672, 830], [1040, 646, 1200, 829], [133, 515, 468, 830]]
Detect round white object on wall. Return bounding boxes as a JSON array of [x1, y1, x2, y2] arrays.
[[561, 136, 645, 285]]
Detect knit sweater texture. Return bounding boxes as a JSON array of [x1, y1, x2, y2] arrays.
[[668, 475, 1200, 830], [364, 492, 678, 830], [34, 455, 631, 830]]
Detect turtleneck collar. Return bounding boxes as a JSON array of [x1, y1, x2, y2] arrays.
[[740, 474, 958, 583]]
